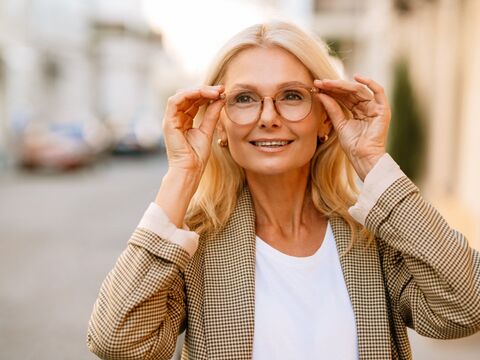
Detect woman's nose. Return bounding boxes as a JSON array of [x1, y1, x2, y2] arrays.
[[258, 97, 282, 127]]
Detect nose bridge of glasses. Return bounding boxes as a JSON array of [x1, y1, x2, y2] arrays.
[[259, 96, 279, 117]]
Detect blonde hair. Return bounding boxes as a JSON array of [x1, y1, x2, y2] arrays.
[[186, 21, 372, 249]]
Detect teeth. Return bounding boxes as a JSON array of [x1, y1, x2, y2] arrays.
[[253, 140, 290, 147]]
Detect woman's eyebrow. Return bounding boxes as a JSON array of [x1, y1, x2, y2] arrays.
[[229, 81, 311, 92]]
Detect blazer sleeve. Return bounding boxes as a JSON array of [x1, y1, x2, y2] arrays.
[[366, 176, 480, 339], [87, 228, 191, 360]]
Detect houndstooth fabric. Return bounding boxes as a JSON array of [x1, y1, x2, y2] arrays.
[[87, 176, 480, 359]]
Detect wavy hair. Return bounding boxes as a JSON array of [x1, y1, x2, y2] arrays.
[[186, 21, 372, 250]]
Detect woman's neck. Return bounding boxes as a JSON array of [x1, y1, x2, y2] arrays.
[[246, 166, 320, 236]]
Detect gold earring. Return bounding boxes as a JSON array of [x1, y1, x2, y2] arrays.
[[320, 134, 329, 143], [217, 139, 228, 147]]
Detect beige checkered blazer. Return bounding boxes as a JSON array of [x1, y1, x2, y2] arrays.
[[87, 176, 480, 359]]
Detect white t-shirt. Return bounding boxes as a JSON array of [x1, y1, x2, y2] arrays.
[[252, 222, 358, 359]]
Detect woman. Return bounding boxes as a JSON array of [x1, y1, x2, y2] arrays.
[[87, 21, 480, 359]]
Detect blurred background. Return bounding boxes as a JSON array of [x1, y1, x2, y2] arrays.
[[0, 0, 479, 359]]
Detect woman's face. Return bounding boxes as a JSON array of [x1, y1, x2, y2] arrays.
[[219, 46, 331, 177]]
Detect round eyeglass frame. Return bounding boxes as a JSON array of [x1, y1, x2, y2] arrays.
[[219, 86, 320, 125]]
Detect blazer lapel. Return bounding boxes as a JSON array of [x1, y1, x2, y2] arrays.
[[203, 187, 257, 359], [330, 217, 392, 359], [203, 189, 392, 359]]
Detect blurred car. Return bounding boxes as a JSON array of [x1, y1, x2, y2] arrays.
[[15, 117, 111, 171], [108, 109, 164, 155]]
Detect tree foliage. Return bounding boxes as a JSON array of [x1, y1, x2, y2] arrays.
[[388, 58, 426, 181]]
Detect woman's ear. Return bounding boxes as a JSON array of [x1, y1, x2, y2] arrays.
[[216, 119, 227, 142], [318, 113, 333, 137]]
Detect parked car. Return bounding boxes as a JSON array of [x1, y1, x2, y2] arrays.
[[15, 117, 111, 171]]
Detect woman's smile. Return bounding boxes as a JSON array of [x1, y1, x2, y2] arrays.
[[249, 138, 294, 153]]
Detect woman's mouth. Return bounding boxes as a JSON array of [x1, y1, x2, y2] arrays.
[[249, 140, 293, 147], [248, 139, 294, 152]]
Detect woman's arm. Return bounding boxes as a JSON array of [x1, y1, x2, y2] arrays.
[[87, 228, 191, 359], [367, 176, 480, 338], [87, 85, 225, 359], [87, 174, 201, 359], [317, 74, 480, 337], [349, 154, 480, 338]]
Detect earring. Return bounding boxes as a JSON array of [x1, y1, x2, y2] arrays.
[[217, 139, 228, 147], [319, 134, 329, 143]]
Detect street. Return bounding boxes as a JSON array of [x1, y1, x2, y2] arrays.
[[0, 153, 182, 359], [0, 153, 478, 359]]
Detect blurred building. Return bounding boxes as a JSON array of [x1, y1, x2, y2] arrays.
[[389, 0, 480, 250], [0, 1, 10, 169], [0, 0, 97, 168], [0, 0, 177, 169], [309, 0, 480, 248], [91, 0, 174, 154], [0, 52, 6, 169], [395, 0, 480, 251]]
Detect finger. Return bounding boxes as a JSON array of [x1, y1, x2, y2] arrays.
[[198, 98, 225, 137], [315, 79, 373, 102], [314, 79, 373, 101], [314, 88, 369, 113], [314, 87, 361, 115], [165, 87, 223, 131], [353, 75, 389, 105], [176, 87, 222, 111], [316, 88, 356, 107], [316, 93, 347, 131], [182, 99, 214, 131], [167, 85, 224, 116], [184, 97, 211, 119], [184, 93, 225, 124], [318, 92, 380, 122], [181, 113, 195, 132]]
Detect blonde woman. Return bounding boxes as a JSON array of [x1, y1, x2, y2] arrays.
[[87, 21, 480, 359]]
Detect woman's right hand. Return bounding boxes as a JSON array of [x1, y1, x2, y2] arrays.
[[155, 85, 225, 228], [163, 85, 225, 174]]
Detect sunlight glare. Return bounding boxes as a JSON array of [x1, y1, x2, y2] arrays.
[[141, 0, 276, 77]]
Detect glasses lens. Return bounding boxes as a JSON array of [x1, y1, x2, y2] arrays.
[[276, 87, 312, 121], [224, 87, 314, 124], [225, 91, 261, 125]]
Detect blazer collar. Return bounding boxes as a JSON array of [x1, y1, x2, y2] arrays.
[[203, 186, 391, 359], [203, 186, 257, 360], [329, 217, 392, 359]]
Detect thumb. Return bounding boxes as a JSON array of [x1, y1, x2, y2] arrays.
[[317, 93, 346, 131], [199, 99, 225, 138]]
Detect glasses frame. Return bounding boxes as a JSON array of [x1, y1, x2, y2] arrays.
[[220, 86, 320, 125]]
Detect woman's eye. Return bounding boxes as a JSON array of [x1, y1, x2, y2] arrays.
[[281, 91, 303, 101], [234, 93, 255, 103]]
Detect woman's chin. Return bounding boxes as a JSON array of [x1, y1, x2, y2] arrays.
[[242, 160, 311, 178]]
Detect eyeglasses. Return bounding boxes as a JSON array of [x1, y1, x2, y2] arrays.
[[221, 86, 319, 125]]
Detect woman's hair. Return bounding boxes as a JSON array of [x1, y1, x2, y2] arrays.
[[186, 20, 372, 249]]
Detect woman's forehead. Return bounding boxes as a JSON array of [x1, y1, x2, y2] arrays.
[[222, 46, 313, 89], [228, 80, 312, 93]]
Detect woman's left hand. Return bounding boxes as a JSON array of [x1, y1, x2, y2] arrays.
[[314, 75, 391, 181]]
